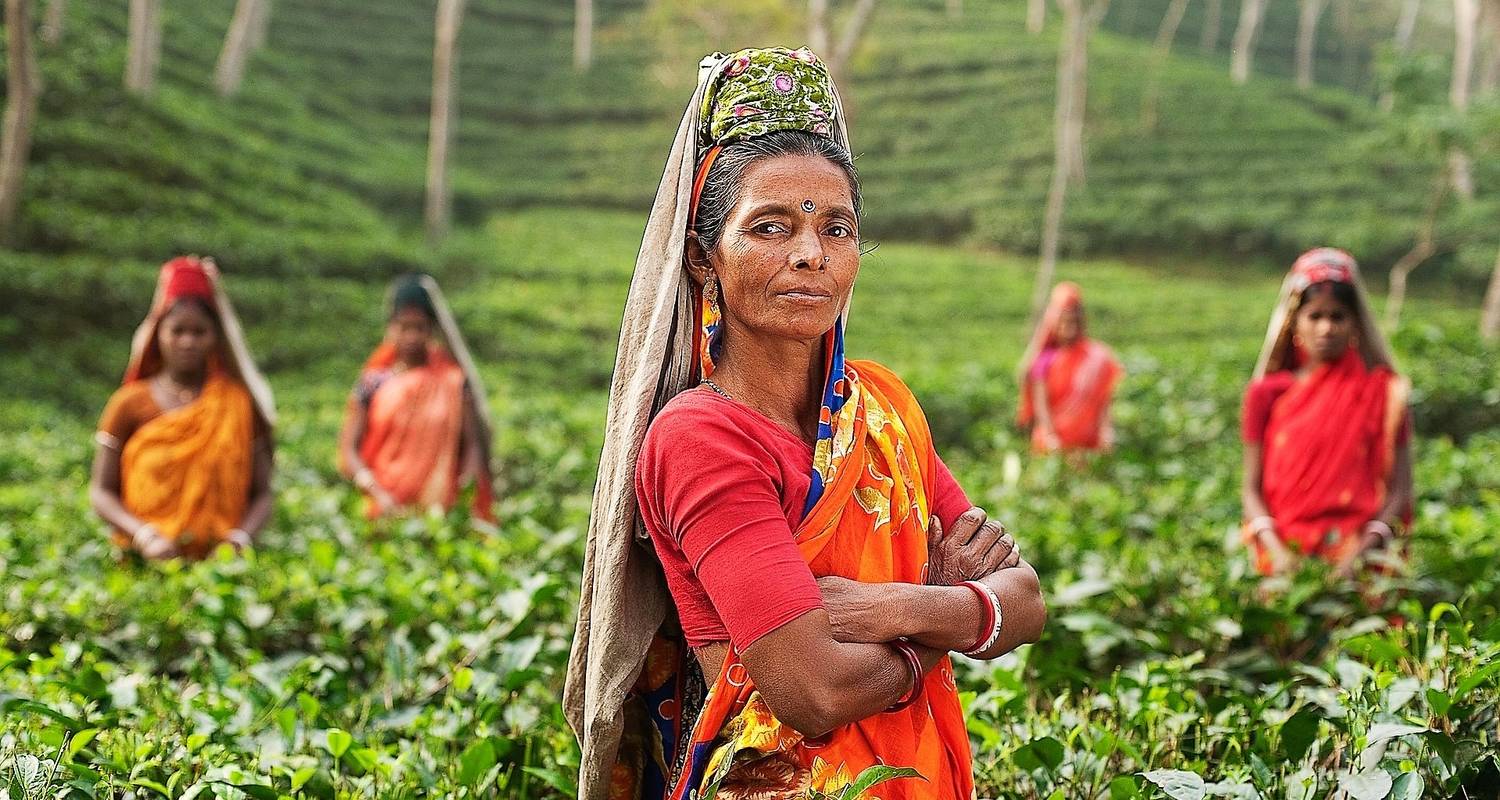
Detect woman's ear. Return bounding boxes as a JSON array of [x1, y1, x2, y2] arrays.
[[685, 232, 714, 286]]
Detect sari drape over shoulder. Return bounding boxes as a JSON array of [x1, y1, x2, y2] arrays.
[[1017, 282, 1122, 452], [108, 256, 274, 559], [1243, 248, 1411, 574]]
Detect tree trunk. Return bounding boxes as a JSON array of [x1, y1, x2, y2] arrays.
[[125, 0, 162, 95], [947, 0, 962, 19], [1295, 0, 1325, 89], [1, 0, 42, 244], [425, 0, 465, 244], [1384, 169, 1448, 331], [828, 0, 876, 77], [247, 0, 270, 50], [808, 0, 829, 56], [1034, 0, 1083, 321], [1482, 0, 1500, 94], [1451, 0, 1479, 199], [1029, 0, 1046, 33], [1200, 0, 1222, 51], [40, 0, 62, 44], [1230, 0, 1268, 84], [573, 0, 592, 71], [1381, 0, 1423, 109], [1143, 0, 1191, 130], [1480, 246, 1500, 341], [214, 0, 265, 97]]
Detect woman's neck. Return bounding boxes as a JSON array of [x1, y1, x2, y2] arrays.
[[162, 366, 206, 388], [708, 323, 826, 444]]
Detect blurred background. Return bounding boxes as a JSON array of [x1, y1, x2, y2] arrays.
[[1, 1, 1498, 798]]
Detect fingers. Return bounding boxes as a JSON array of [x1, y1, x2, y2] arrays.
[[997, 533, 1022, 569], [951, 507, 988, 546], [967, 517, 1003, 562]]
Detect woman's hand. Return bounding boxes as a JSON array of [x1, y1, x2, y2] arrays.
[[1255, 527, 1296, 576], [1041, 429, 1062, 451], [132, 523, 178, 560], [816, 575, 893, 643], [926, 508, 1020, 586]]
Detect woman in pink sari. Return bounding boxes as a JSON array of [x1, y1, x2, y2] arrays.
[[1017, 282, 1123, 453]]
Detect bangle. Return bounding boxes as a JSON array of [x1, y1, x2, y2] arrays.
[[354, 467, 375, 492], [132, 523, 156, 548], [1364, 519, 1396, 546], [227, 528, 252, 547], [959, 580, 996, 653], [961, 580, 1004, 657], [885, 640, 923, 713], [1248, 515, 1275, 535]]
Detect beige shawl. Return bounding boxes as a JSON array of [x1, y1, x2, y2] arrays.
[[1252, 253, 1396, 381]]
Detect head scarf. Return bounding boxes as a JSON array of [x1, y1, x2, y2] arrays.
[[123, 256, 276, 428], [564, 47, 849, 800], [1017, 281, 1085, 383], [1253, 248, 1395, 379]]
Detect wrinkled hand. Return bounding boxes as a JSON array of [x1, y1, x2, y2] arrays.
[[926, 508, 1021, 586], [816, 575, 889, 643]]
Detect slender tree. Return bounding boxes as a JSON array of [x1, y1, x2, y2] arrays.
[[947, 0, 962, 19], [574, 0, 593, 71], [1029, 0, 1046, 33], [1481, 246, 1500, 341], [214, 0, 270, 97], [425, 0, 466, 244], [1295, 0, 1326, 89], [1381, 0, 1424, 110], [40, 0, 62, 43], [1200, 0, 1222, 50], [808, 0, 830, 55], [1230, 0, 1268, 84], [1450, 0, 1479, 199], [125, 0, 162, 95], [1383, 163, 1449, 330], [1033, 0, 1111, 321], [1, 0, 42, 244], [1143, 0, 1191, 130], [1479, 0, 1499, 96], [247, 0, 270, 50]]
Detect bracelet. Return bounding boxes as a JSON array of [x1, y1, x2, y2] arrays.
[[1247, 515, 1275, 535], [959, 580, 996, 654], [1364, 519, 1396, 546], [354, 467, 375, 492], [227, 528, 252, 547], [132, 523, 156, 548], [961, 580, 1004, 657], [885, 640, 924, 713]]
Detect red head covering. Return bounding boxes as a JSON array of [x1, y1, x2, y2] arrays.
[[1290, 247, 1356, 292], [158, 256, 215, 309]]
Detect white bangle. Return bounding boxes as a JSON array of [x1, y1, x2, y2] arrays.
[[1248, 515, 1275, 535], [961, 581, 1004, 657], [1364, 519, 1395, 545], [354, 467, 375, 491]]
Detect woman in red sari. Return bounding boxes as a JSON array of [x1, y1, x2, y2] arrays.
[[565, 48, 1047, 800], [1017, 282, 1122, 453], [1241, 248, 1413, 578], [338, 275, 495, 523]]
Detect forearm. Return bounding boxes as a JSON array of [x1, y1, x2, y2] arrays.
[[89, 485, 143, 535], [236, 491, 274, 537], [845, 564, 1045, 658]]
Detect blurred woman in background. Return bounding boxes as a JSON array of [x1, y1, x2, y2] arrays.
[[1017, 282, 1122, 453], [1241, 248, 1413, 578], [338, 274, 494, 524], [90, 256, 276, 560]]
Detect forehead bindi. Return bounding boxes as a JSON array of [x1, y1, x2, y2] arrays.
[[735, 155, 854, 218]]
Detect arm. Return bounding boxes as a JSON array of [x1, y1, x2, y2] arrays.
[[1031, 380, 1059, 448], [89, 442, 176, 559], [233, 433, 275, 543], [1374, 436, 1413, 529], [1242, 442, 1295, 574], [338, 395, 396, 513], [458, 388, 490, 485]]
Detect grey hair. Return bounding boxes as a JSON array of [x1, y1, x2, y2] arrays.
[[690, 130, 861, 253]]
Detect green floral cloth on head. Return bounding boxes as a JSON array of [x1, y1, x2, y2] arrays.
[[698, 47, 838, 149]]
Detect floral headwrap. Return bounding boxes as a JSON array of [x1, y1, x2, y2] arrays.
[[1253, 247, 1395, 378]]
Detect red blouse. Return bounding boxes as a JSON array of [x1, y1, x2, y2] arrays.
[[636, 388, 972, 651]]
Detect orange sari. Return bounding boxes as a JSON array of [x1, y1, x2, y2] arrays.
[[119, 373, 256, 559], [346, 342, 492, 521], [666, 361, 972, 800], [1017, 283, 1121, 453]]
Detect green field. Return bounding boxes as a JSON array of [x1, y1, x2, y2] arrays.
[[4, 0, 1500, 796]]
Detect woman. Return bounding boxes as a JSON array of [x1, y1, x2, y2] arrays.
[[1241, 248, 1413, 578], [564, 48, 1047, 800], [90, 256, 276, 560], [338, 274, 495, 524], [1017, 282, 1122, 453]]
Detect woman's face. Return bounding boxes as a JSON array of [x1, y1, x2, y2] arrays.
[[389, 307, 434, 364], [157, 301, 217, 375], [1054, 306, 1083, 345], [1295, 285, 1356, 364], [692, 154, 860, 345]]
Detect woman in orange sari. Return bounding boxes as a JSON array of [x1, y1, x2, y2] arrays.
[[89, 256, 276, 560], [338, 274, 495, 523], [1017, 282, 1122, 453], [565, 48, 1047, 800], [1241, 248, 1413, 578]]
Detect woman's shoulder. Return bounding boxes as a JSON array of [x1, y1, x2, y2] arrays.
[[847, 359, 912, 395], [1245, 370, 1296, 397], [647, 389, 767, 445]]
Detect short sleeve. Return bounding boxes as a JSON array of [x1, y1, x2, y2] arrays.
[[96, 383, 153, 450], [639, 409, 824, 651], [1241, 375, 1290, 445], [929, 452, 972, 531]]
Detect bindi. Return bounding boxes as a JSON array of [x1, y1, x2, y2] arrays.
[[801, 199, 816, 213]]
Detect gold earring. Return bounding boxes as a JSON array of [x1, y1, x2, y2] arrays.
[[704, 275, 719, 308]]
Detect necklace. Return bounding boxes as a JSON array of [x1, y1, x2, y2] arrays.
[[700, 378, 732, 399], [156, 374, 200, 404]]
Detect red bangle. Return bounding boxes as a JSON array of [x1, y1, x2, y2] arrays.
[[959, 580, 995, 653], [886, 640, 923, 713]]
